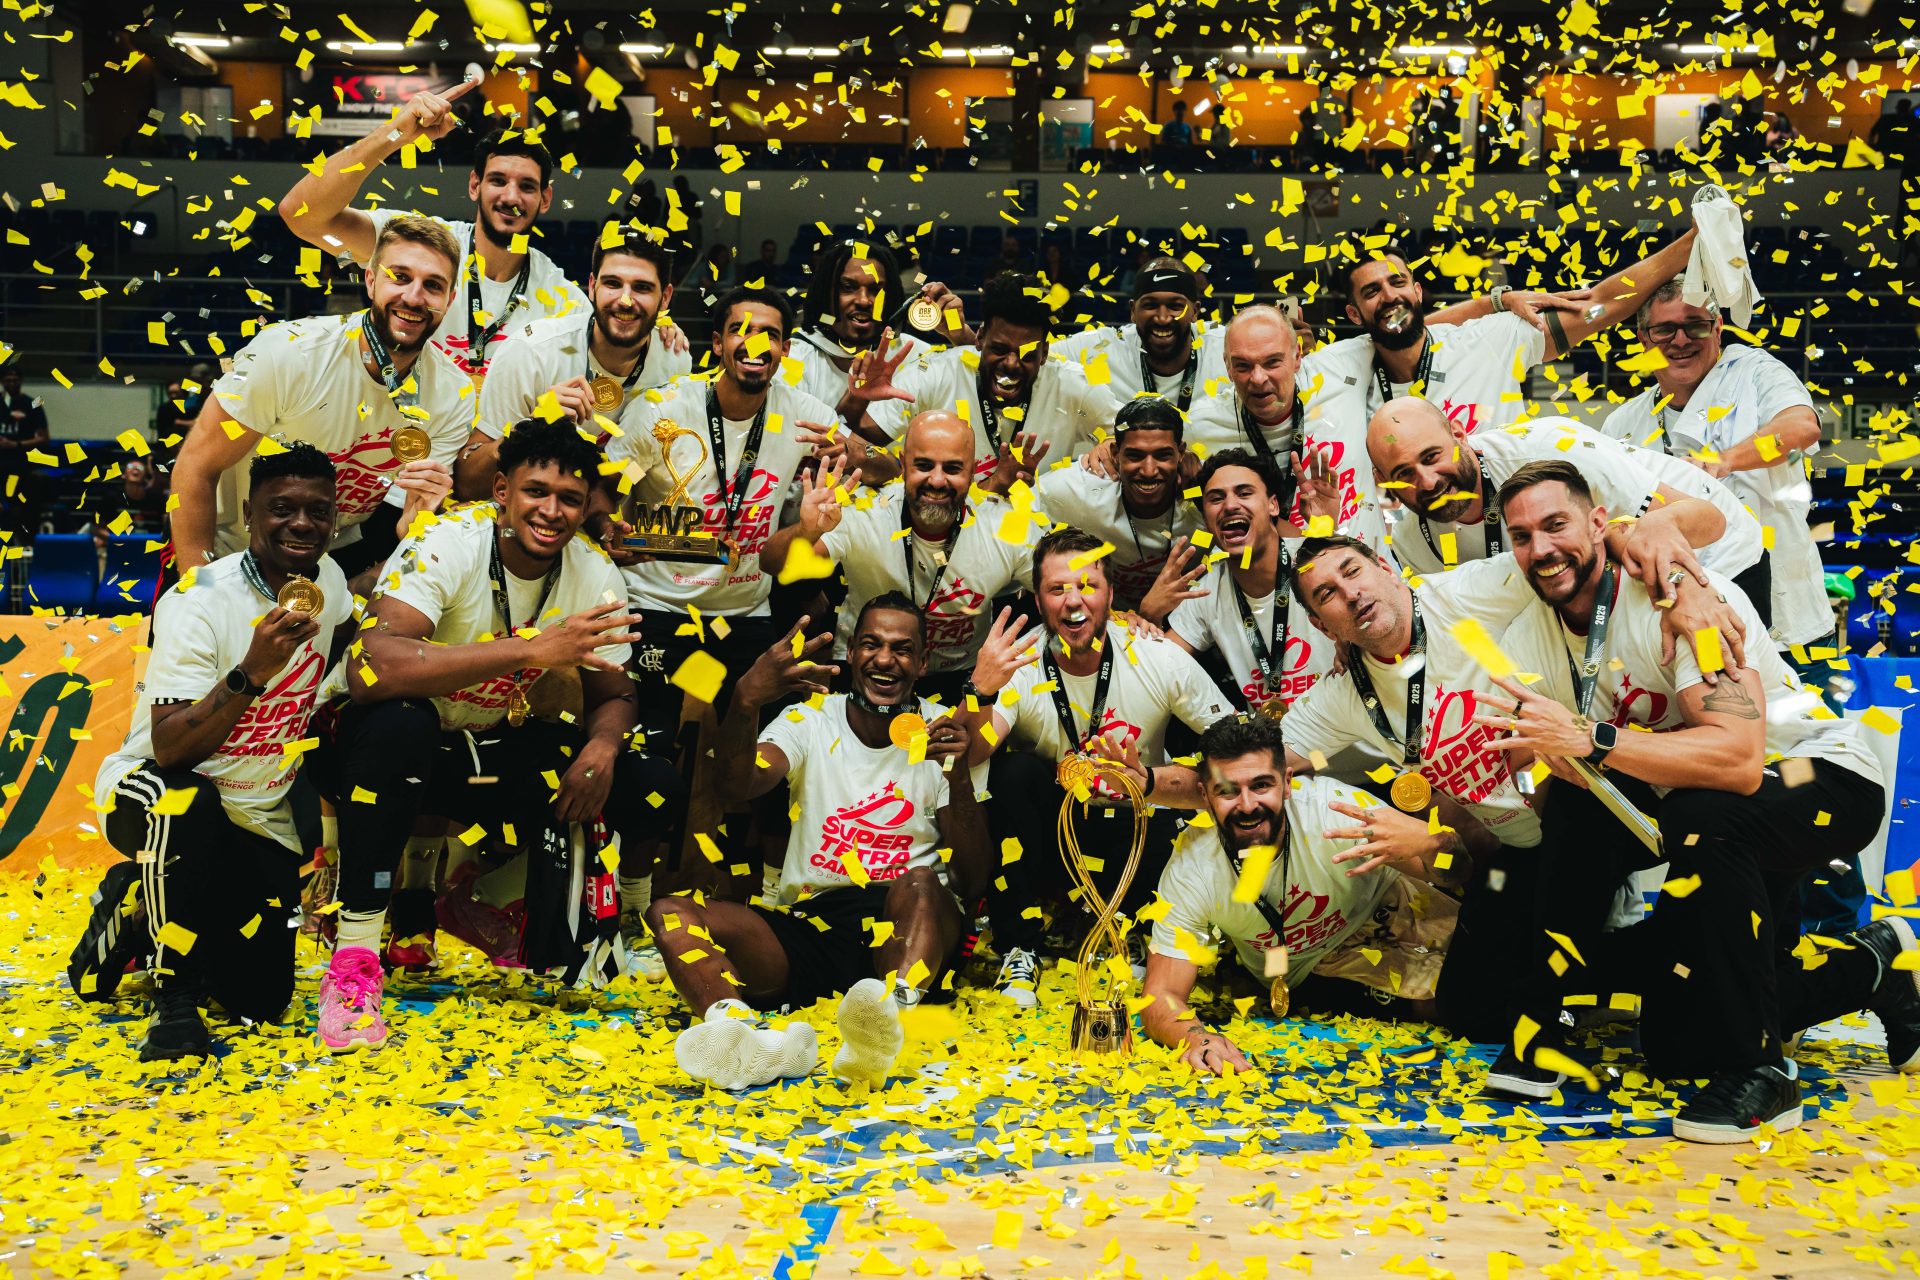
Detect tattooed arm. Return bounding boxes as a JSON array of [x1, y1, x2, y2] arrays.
[[1591, 665, 1768, 796]]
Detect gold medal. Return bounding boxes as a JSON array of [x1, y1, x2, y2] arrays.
[[1390, 770, 1433, 812], [1257, 696, 1287, 722], [907, 297, 942, 332], [888, 712, 928, 750], [506, 689, 530, 728], [589, 375, 625, 413], [276, 575, 324, 615], [1269, 977, 1291, 1019], [390, 425, 432, 463]]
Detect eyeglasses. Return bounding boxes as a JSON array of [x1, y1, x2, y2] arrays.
[[1642, 319, 1714, 345]]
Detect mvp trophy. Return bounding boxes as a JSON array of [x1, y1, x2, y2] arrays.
[[1056, 754, 1150, 1057], [622, 419, 731, 563]]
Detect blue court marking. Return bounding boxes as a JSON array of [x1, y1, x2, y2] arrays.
[[771, 1204, 841, 1280]]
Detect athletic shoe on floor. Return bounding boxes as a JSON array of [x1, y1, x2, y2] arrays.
[[619, 910, 667, 982], [139, 979, 210, 1063], [435, 866, 526, 967], [994, 947, 1039, 1009], [1854, 916, 1920, 1073], [1672, 1060, 1802, 1145], [1483, 1046, 1569, 1101], [68, 861, 149, 1002], [383, 888, 439, 972], [674, 1000, 818, 1091], [833, 978, 905, 1085], [318, 946, 390, 1052]]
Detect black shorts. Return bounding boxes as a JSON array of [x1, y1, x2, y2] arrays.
[[629, 610, 778, 743], [749, 881, 962, 1010]]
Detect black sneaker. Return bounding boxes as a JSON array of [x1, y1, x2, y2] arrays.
[[1854, 917, 1920, 1073], [1483, 1046, 1569, 1100], [67, 862, 149, 1002], [138, 980, 211, 1062], [1672, 1061, 1801, 1144]]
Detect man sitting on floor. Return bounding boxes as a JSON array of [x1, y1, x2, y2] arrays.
[[650, 593, 989, 1091]]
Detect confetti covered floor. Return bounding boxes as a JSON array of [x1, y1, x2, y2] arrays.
[[4, 869, 1917, 1280]]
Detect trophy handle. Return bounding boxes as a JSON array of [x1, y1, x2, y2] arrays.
[[1055, 755, 1151, 1057]]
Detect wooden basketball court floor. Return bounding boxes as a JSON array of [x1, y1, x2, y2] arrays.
[[4, 868, 1917, 1280]]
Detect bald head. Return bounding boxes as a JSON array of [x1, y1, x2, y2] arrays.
[[902, 410, 974, 464], [1367, 397, 1483, 522], [1223, 305, 1300, 425], [901, 410, 974, 534]]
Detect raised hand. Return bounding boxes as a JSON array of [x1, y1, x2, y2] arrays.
[[546, 377, 597, 425], [1138, 536, 1208, 625], [794, 452, 849, 541], [968, 605, 1044, 698], [1502, 287, 1596, 335], [241, 606, 321, 686], [985, 432, 1050, 494], [1291, 446, 1340, 529], [525, 601, 644, 673], [393, 457, 453, 532], [394, 77, 478, 145], [736, 615, 839, 708], [1324, 798, 1439, 879], [845, 329, 917, 406]]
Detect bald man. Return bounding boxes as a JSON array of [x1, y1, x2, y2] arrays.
[[761, 410, 1040, 702], [1368, 399, 1766, 641]]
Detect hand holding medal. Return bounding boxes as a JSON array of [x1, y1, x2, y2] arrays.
[[1324, 797, 1444, 880]]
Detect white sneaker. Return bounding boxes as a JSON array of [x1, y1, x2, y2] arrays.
[[627, 941, 667, 983], [674, 999, 819, 1091], [995, 947, 1040, 1009], [833, 978, 905, 1085]]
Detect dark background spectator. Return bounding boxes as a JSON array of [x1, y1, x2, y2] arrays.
[[0, 362, 49, 540]]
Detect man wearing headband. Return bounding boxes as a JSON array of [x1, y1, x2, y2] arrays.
[[1053, 257, 1225, 412], [652, 595, 988, 1091], [169, 216, 464, 585], [1033, 397, 1199, 613]]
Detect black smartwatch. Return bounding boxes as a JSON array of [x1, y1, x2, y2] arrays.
[[225, 666, 266, 698], [1586, 719, 1618, 765], [960, 679, 997, 703]]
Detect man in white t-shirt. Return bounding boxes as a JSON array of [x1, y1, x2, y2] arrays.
[[457, 229, 693, 498], [788, 240, 971, 415], [77, 445, 354, 1061], [1050, 258, 1226, 413], [170, 216, 465, 582], [958, 528, 1234, 1007], [278, 82, 590, 380], [307, 422, 679, 1054], [1150, 449, 1335, 715], [1370, 400, 1767, 631], [1599, 280, 1827, 649], [1034, 396, 1198, 613], [652, 595, 990, 1091], [1138, 713, 1478, 1074], [761, 411, 1036, 702], [862, 273, 1117, 487], [1468, 460, 1916, 1143]]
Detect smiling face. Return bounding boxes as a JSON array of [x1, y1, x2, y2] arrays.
[[977, 317, 1047, 404], [1297, 545, 1406, 648], [1224, 310, 1300, 425], [1344, 256, 1425, 352], [901, 414, 975, 535], [468, 155, 551, 246], [492, 459, 592, 564], [1637, 293, 1723, 395], [245, 474, 336, 578], [833, 255, 890, 347], [850, 606, 926, 709], [1036, 549, 1112, 651], [1200, 464, 1281, 556], [1131, 289, 1194, 364], [1503, 479, 1609, 609], [1117, 427, 1181, 512], [712, 301, 789, 395], [1205, 748, 1290, 855], [1368, 399, 1477, 521], [590, 252, 670, 353], [364, 238, 455, 355]]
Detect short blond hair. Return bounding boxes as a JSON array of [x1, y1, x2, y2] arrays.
[[371, 214, 461, 281]]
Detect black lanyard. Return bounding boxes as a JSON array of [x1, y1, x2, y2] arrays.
[[1564, 562, 1622, 719], [1232, 542, 1293, 705], [1141, 344, 1199, 412], [705, 387, 769, 543], [359, 311, 420, 412], [467, 242, 532, 370], [1043, 641, 1113, 752], [1120, 497, 1175, 567], [974, 370, 1030, 451], [1346, 595, 1427, 767], [238, 550, 279, 606], [1371, 334, 1435, 407], [488, 516, 561, 634], [1416, 454, 1502, 563], [1240, 398, 1303, 518], [1213, 823, 1294, 942], [902, 501, 964, 610]]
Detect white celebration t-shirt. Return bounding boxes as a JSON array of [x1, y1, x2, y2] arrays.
[[1032, 466, 1200, 611], [868, 347, 1118, 479], [1169, 548, 1335, 713], [475, 313, 691, 442]]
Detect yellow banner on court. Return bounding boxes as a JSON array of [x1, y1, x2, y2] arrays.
[[0, 616, 146, 871]]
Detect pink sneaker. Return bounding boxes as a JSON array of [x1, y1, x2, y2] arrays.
[[318, 946, 390, 1052]]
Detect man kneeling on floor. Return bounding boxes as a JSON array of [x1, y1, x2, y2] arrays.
[[1136, 712, 1484, 1074], [651, 592, 990, 1090]]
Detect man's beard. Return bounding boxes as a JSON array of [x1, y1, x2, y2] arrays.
[[1367, 301, 1426, 352], [908, 492, 959, 532], [1412, 466, 1479, 520], [594, 306, 654, 355], [1220, 804, 1286, 854], [371, 302, 427, 355], [1527, 544, 1602, 606]]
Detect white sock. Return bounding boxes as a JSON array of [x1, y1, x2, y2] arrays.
[[399, 836, 441, 891], [335, 908, 386, 953], [893, 976, 926, 1009], [618, 875, 652, 916]]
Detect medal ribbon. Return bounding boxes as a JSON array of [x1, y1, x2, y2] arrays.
[[1346, 595, 1428, 768], [466, 243, 532, 370], [1564, 561, 1622, 719], [902, 500, 965, 611], [1213, 820, 1295, 942], [359, 311, 422, 416], [1042, 639, 1114, 753], [1416, 453, 1502, 563], [704, 386, 770, 546], [1141, 344, 1199, 412], [488, 511, 563, 636], [1370, 334, 1435, 408], [1232, 541, 1293, 709]]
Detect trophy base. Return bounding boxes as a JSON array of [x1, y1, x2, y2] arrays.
[[1071, 1000, 1134, 1057], [620, 534, 732, 565]]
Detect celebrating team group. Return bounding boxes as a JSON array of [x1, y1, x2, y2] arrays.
[[68, 82, 1920, 1147]]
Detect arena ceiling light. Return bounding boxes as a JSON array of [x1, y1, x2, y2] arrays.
[[1676, 43, 1760, 54], [619, 43, 667, 56], [1396, 44, 1476, 56], [1229, 45, 1310, 55], [1091, 43, 1128, 56], [763, 46, 842, 57], [941, 45, 1015, 58], [171, 34, 232, 49], [324, 41, 412, 52], [486, 43, 542, 54]]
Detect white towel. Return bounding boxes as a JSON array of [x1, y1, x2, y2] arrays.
[[1682, 184, 1761, 327]]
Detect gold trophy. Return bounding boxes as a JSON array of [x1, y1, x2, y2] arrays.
[[622, 419, 731, 563], [1056, 754, 1150, 1057]]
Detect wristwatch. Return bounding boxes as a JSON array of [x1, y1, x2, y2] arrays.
[[1488, 284, 1512, 313], [960, 679, 998, 702], [225, 666, 267, 698], [1586, 719, 1618, 765]]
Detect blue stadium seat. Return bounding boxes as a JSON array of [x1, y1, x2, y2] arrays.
[[95, 535, 162, 613], [26, 534, 98, 613]]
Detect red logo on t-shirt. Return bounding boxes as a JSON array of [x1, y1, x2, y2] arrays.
[[1251, 882, 1346, 953], [1610, 672, 1672, 729], [698, 466, 784, 555], [218, 645, 328, 770], [1416, 686, 1516, 806], [329, 431, 410, 519], [1438, 400, 1484, 436], [815, 785, 919, 879], [1242, 634, 1319, 711], [1293, 436, 1363, 525], [926, 576, 989, 647]]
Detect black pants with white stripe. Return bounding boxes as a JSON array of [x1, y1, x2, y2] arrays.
[[103, 762, 301, 1022]]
